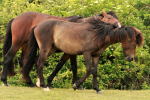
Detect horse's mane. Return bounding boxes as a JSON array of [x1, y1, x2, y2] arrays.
[[86, 16, 144, 47], [86, 16, 114, 37], [67, 15, 84, 22], [111, 26, 144, 47], [67, 11, 118, 22]]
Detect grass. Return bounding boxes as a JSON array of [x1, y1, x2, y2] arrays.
[[0, 86, 150, 100]]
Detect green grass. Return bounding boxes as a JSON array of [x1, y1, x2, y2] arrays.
[[0, 86, 150, 100]]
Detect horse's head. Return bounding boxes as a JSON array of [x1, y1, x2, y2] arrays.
[[121, 27, 144, 62], [122, 39, 136, 62], [101, 11, 121, 28]]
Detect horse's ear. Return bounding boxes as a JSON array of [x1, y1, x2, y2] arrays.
[[136, 33, 144, 47], [102, 11, 107, 17]]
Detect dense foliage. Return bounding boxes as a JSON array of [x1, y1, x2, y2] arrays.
[[0, 0, 150, 90]]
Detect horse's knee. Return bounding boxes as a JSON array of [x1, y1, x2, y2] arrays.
[[86, 68, 91, 75], [93, 71, 97, 77], [3, 55, 12, 65]]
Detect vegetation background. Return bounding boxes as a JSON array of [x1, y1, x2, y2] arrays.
[[0, 0, 150, 90]]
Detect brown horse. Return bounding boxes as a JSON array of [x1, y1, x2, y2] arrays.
[[1, 11, 121, 87], [23, 16, 143, 94]]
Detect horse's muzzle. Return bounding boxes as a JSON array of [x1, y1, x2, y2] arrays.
[[117, 23, 121, 28], [114, 22, 121, 28]]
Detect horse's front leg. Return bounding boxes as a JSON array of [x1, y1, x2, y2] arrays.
[[73, 52, 91, 90], [92, 56, 102, 94]]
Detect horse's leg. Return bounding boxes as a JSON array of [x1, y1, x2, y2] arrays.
[[92, 56, 102, 94], [73, 52, 91, 90], [36, 48, 50, 89], [34, 54, 39, 75], [20, 44, 36, 87], [1, 45, 20, 86], [19, 44, 27, 68], [70, 55, 83, 90], [47, 53, 70, 88], [19, 52, 23, 68]]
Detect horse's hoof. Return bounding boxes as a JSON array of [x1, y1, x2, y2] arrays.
[[73, 83, 77, 91], [77, 85, 84, 90], [30, 85, 37, 88], [97, 91, 103, 94], [36, 78, 40, 87], [2, 84, 8, 87], [36, 82, 40, 87], [30, 83, 36, 87], [44, 87, 50, 91], [47, 86, 52, 89]]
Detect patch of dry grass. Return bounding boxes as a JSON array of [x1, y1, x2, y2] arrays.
[[0, 86, 149, 100]]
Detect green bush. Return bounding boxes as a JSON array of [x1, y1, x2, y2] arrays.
[[0, 0, 150, 90]]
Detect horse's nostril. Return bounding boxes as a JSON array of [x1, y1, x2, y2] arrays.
[[131, 58, 133, 61]]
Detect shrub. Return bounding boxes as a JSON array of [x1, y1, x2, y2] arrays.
[[0, 0, 150, 90]]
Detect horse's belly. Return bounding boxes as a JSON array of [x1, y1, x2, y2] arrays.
[[48, 47, 58, 56], [54, 38, 83, 55]]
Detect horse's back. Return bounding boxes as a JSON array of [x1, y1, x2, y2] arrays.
[[12, 11, 51, 31], [35, 19, 96, 55], [11, 11, 52, 45]]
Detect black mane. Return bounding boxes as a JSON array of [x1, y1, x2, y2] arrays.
[[86, 16, 143, 47], [86, 16, 114, 40], [67, 15, 84, 22], [68, 11, 119, 22]]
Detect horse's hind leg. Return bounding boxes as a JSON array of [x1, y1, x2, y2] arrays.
[[19, 44, 28, 68], [36, 48, 51, 89], [27, 54, 39, 87], [20, 44, 36, 87], [1, 45, 20, 86], [19, 52, 24, 68], [70, 55, 83, 90]]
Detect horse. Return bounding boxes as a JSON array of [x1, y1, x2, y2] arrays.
[[23, 16, 144, 94], [1, 11, 121, 88]]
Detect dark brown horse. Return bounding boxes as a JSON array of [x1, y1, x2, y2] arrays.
[[23, 16, 143, 94], [1, 11, 121, 87]]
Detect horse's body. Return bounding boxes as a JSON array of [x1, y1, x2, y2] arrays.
[[23, 17, 143, 93], [1, 11, 121, 87]]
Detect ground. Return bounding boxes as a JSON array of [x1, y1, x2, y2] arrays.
[[0, 86, 149, 100]]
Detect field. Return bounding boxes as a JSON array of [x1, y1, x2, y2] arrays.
[[0, 86, 149, 100]]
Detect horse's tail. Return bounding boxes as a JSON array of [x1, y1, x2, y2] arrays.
[[3, 18, 14, 56], [22, 26, 38, 82]]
